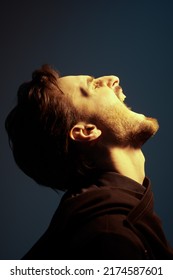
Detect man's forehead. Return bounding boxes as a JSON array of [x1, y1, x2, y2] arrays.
[[57, 75, 94, 92], [59, 75, 93, 82]]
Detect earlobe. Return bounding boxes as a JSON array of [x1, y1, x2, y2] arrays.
[[70, 123, 102, 142]]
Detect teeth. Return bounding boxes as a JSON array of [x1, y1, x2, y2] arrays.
[[119, 92, 126, 102], [122, 93, 126, 102]]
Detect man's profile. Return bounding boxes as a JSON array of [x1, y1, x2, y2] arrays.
[[5, 64, 173, 259]]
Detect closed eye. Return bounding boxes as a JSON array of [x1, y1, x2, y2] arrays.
[[92, 79, 103, 89], [93, 82, 101, 89], [87, 76, 95, 86]]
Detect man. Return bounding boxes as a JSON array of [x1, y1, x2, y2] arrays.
[[5, 64, 173, 259]]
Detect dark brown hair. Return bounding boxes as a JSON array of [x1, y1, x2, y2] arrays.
[[5, 65, 81, 190]]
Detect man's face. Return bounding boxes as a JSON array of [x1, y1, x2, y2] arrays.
[[57, 75, 159, 148]]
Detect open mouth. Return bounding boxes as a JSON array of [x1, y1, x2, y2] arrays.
[[114, 86, 126, 103], [119, 92, 126, 103]]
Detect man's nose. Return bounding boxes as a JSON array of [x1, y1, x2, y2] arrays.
[[100, 75, 119, 87]]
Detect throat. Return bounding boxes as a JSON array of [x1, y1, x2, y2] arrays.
[[108, 146, 145, 185]]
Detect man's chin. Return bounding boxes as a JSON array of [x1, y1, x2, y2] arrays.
[[146, 117, 159, 135], [129, 117, 159, 148], [139, 117, 159, 147]]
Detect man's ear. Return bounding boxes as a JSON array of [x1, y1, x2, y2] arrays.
[[69, 123, 102, 142]]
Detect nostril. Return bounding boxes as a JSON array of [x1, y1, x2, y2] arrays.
[[111, 80, 119, 88], [112, 77, 119, 86]]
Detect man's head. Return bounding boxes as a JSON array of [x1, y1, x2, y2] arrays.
[[58, 74, 159, 148], [5, 65, 84, 190], [5, 65, 159, 190]]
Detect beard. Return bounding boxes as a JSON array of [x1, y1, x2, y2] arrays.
[[91, 101, 159, 148]]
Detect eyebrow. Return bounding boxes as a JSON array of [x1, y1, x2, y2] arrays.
[[80, 76, 95, 97]]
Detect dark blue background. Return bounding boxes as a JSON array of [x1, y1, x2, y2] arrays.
[[1, 0, 173, 259]]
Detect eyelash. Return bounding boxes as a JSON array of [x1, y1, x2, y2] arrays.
[[93, 81, 102, 89], [94, 84, 100, 89]]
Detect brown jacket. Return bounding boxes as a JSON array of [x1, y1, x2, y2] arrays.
[[22, 172, 173, 259]]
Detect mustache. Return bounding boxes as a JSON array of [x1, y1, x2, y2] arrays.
[[114, 85, 122, 91]]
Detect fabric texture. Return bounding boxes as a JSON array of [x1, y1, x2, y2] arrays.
[[22, 172, 173, 259]]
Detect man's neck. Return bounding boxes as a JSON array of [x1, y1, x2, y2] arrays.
[[108, 146, 145, 185], [83, 144, 145, 185]]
